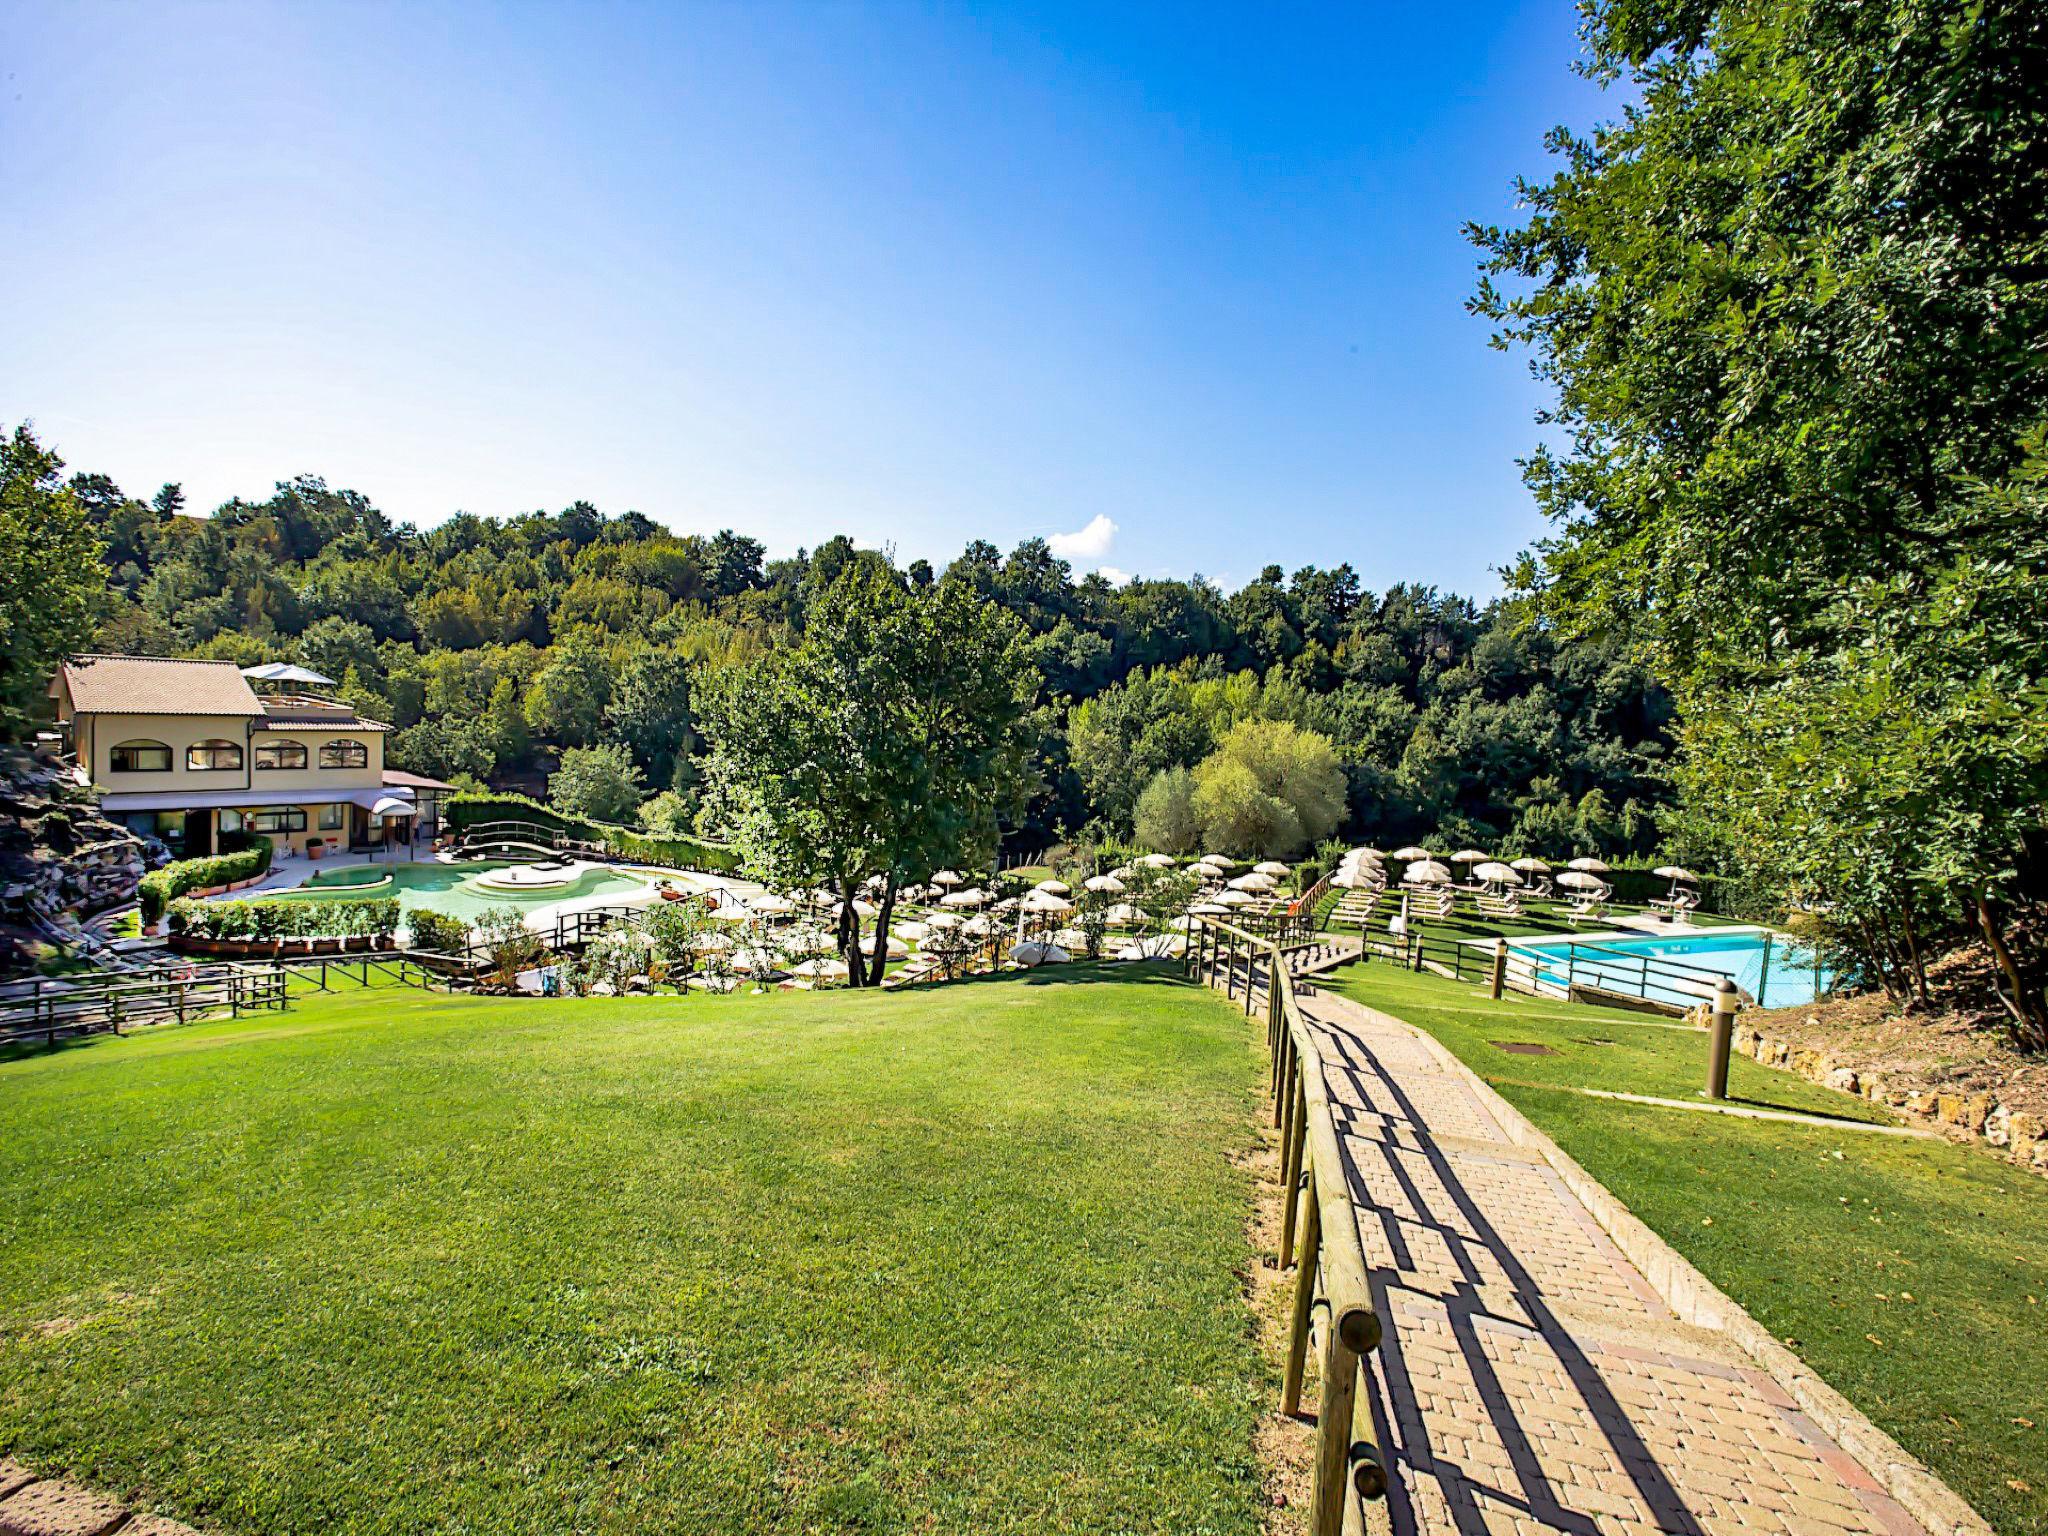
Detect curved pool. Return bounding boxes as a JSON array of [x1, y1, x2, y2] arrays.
[[271, 860, 656, 924]]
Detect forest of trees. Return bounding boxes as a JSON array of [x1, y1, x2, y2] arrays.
[[21, 443, 1680, 866], [7, 0, 2039, 1027]]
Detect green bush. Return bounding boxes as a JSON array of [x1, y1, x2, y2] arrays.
[[407, 909, 472, 954], [139, 838, 275, 922], [167, 896, 400, 943], [445, 792, 740, 873]]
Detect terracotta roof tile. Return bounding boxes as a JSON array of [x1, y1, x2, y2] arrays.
[[56, 655, 263, 717]]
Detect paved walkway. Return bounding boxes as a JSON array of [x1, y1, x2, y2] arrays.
[[1292, 984, 1927, 1536]]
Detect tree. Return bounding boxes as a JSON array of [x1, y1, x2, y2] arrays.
[[1473, 0, 2048, 681], [637, 789, 696, 837], [0, 425, 107, 738], [548, 743, 646, 824], [390, 718, 496, 783], [697, 562, 1034, 985], [484, 674, 531, 767], [605, 647, 694, 788], [1133, 767, 1201, 855], [1191, 719, 1346, 858], [1477, 0, 2048, 1020], [523, 639, 612, 745]]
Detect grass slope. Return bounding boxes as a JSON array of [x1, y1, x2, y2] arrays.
[[0, 965, 1269, 1536], [1321, 960, 2048, 1534]]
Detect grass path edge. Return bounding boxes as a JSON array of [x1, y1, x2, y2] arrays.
[[1309, 982, 1994, 1536]]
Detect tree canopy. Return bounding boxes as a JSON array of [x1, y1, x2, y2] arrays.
[[696, 562, 1034, 984], [1478, 0, 2048, 1039], [1, 426, 106, 737]]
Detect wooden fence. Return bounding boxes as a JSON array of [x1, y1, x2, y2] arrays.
[[1187, 916, 1386, 1533], [0, 954, 440, 1047]]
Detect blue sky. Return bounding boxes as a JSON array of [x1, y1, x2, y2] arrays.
[[3, 2, 1608, 596]]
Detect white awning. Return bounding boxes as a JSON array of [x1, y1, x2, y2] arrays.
[[98, 786, 417, 815]]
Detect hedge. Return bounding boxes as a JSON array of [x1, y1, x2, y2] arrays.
[[167, 895, 401, 941], [445, 793, 741, 874], [139, 838, 274, 923], [406, 909, 473, 954]]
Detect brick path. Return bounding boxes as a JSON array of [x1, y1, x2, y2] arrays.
[[1292, 985, 1928, 1536]]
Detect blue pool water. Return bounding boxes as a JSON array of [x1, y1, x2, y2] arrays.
[[1509, 929, 1834, 1010]]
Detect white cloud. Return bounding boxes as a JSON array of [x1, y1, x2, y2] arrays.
[[1095, 565, 1133, 586], [1048, 513, 1117, 561]]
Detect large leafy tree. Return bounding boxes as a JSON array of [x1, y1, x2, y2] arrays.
[[1477, 0, 2048, 1025], [698, 562, 1034, 985], [1474, 0, 2048, 677], [1, 425, 107, 739], [1190, 719, 1346, 858]]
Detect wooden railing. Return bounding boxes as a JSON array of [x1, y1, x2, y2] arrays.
[[454, 820, 605, 857], [1187, 916, 1386, 1531], [0, 954, 440, 1046], [0, 964, 288, 1044]]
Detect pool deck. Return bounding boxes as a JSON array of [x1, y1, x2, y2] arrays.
[[217, 846, 765, 934]]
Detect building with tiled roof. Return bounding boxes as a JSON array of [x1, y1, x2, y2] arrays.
[[48, 655, 429, 859]]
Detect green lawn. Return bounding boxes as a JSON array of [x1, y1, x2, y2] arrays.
[[1321, 960, 2048, 1534], [0, 966, 1270, 1536]]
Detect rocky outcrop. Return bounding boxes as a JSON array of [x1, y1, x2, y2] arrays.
[[0, 746, 157, 974], [1729, 1017, 2048, 1176]]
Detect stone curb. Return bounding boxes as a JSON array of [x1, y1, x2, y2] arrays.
[[0, 1459, 200, 1536], [1318, 991, 1995, 1536]]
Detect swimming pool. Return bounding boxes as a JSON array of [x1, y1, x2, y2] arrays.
[[269, 860, 657, 925], [1509, 928, 1835, 1010]]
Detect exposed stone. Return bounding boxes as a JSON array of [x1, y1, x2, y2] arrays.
[[1, 745, 156, 976], [0, 1466, 31, 1503], [122, 1517, 205, 1536], [2010, 1112, 2045, 1168], [1984, 1105, 2011, 1146], [1961, 1092, 1993, 1132], [0, 1476, 128, 1536], [1826, 1067, 1860, 1094]]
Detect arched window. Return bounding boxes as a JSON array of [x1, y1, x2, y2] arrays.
[[186, 739, 244, 771], [110, 740, 172, 773], [319, 738, 368, 769], [256, 740, 308, 770]]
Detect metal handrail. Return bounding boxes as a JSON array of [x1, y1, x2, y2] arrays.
[[1187, 915, 1386, 1531]]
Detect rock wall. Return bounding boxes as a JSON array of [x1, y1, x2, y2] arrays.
[[0, 747, 153, 972], [1730, 1019, 2048, 1175]]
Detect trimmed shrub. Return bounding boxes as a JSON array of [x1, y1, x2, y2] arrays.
[[407, 909, 472, 954], [167, 896, 400, 943], [445, 792, 740, 873], [140, 838, 274, 923]]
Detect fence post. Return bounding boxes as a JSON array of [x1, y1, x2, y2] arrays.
[[1490, 939, 1507, 1001], [1707, 978, 1738, 1100], [1279, 1075, 1308, 1262], [1310, 1329, 1362, 1536], [1281, 1176, 1322, 1414]]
